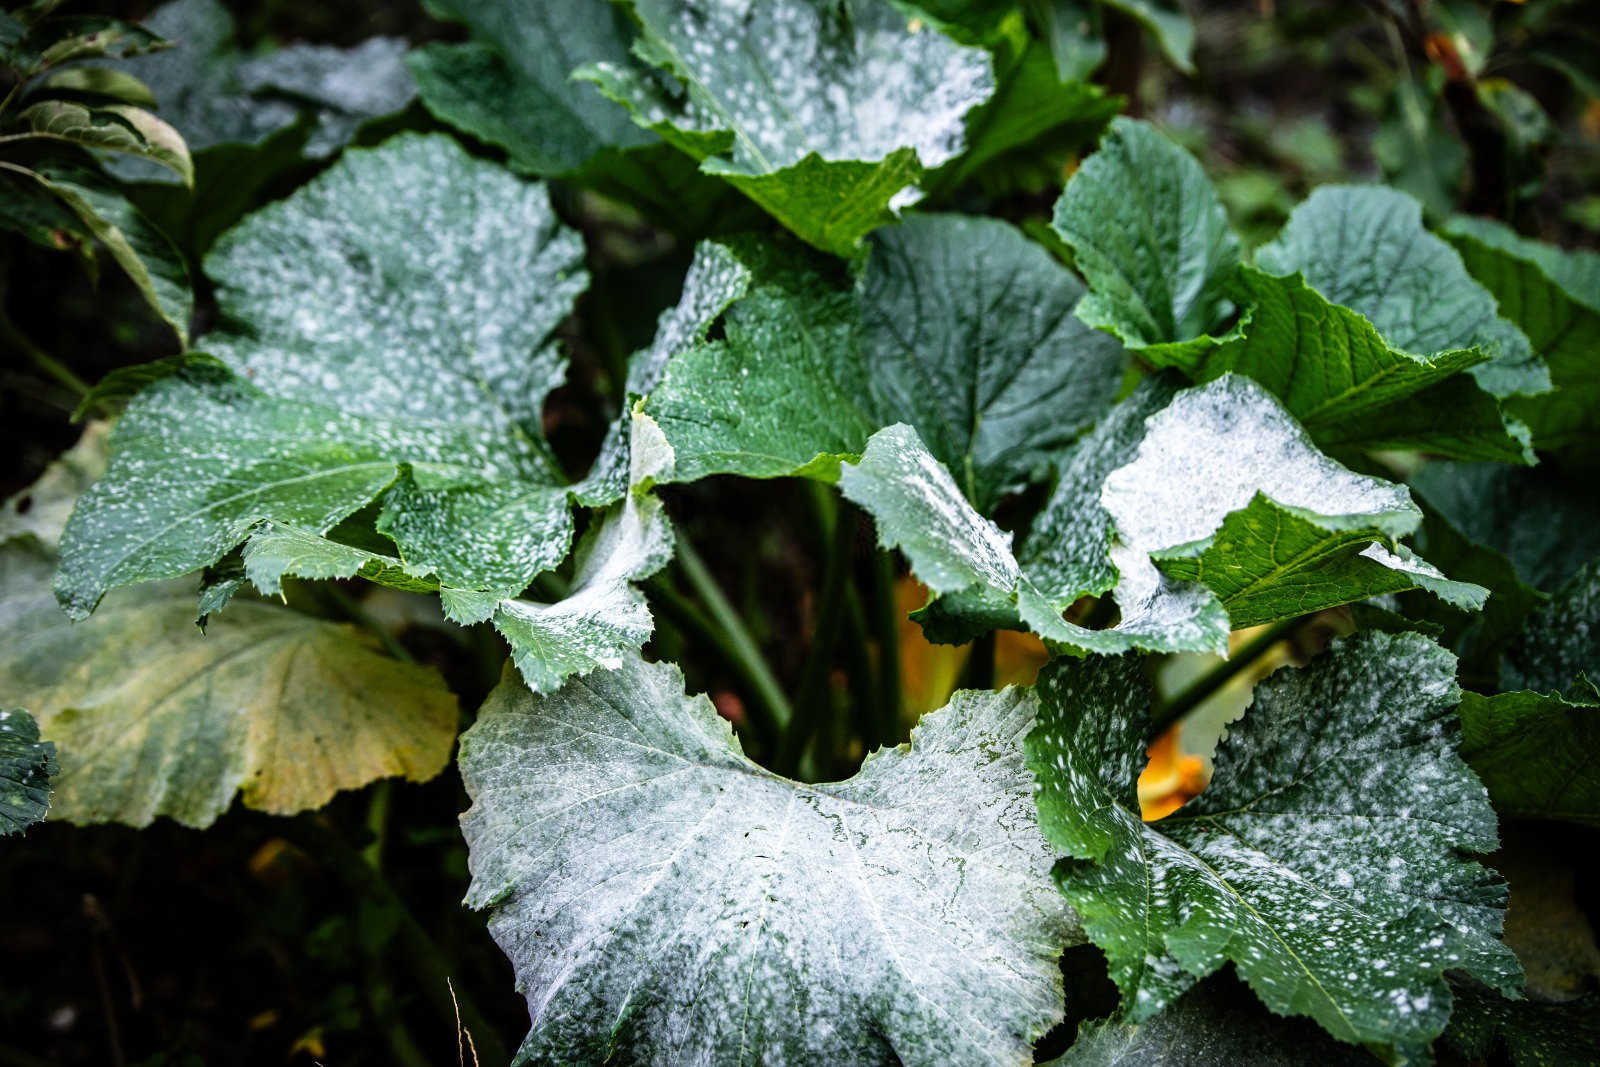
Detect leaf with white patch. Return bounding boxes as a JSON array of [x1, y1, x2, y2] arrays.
[[0, 708, 57, 836], [56, 134, 585, 618], [1027, 630, 1519, 1056], [642, 216, 1128, 509], [580, 0, 995, 255], [918, 376, 1480, 652], [458, 651, 1078, 1064]]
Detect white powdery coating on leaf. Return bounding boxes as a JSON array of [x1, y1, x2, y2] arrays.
[[1101, 374, 1419, 553], [1029, 631, 1518, 1056], [839, 424, 1019, 594], [642, 0, 993, 171], [459, 654, 1077, 1065]]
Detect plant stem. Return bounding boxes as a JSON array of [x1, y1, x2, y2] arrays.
[[870, 548, 904, 745], [1149, 616, 1304, 734], [646, 578, 780, 749], [362, 779, 392, 871], [674, 536, 793, 732], [324, 584, 414, 663], [775, 499, 857, 778], [804, 484, 876, 754], [961, 629, 996, 692], [0, 299, 92, 399], [287, 816, 511, 1067]]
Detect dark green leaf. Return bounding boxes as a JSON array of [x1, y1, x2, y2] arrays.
[[1027, 630, 1519, 1056], [642, 215, 1128, 510], [1444, 216, 1600, 458], [1255, 186, 1547, 399], [1503, 560, 1600, 699], [1051, 116, 1237, 347], [1143, 265, 1531, 463], [1443, 983, 1600, 1067], [405, 0, 647, 174], [0, 708, 56, 835], [1051, 973, 1372, 1066], [1412, 460, 1600, 600], [1459, 689, 1600, 826]]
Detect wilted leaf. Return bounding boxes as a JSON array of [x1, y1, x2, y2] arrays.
[[1, 537, 456, 828]]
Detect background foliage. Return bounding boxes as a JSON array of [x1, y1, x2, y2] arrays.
[[3, 0, 1598, 1064]]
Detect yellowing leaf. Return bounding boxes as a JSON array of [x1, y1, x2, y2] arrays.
[[1, 538, 456, 827]]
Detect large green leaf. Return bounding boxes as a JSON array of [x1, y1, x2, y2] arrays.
[[1443, 216, 1600, 457], [1459, 689, 1600, 827], [641, 215, 1127, 508], [406, 1, 647, 174], [580, 0, 995, 255], [1411, 461, 1600, 594], [56, 134, 586, 619], [1027, 631, 1519, 1056], [1051, 117, 1239, 347], [0, 708, 56, 835], [458, 652, 1078, 1065], [1051, 124, 1530, 462], [857, 212, 1127, 509], [1145, 266, 1532, 463], [1255, 186, 1547, 399]]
